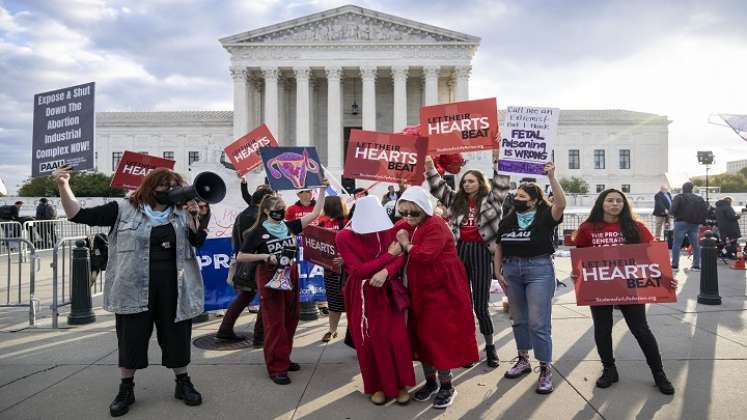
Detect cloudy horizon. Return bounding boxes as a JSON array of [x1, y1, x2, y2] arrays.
[[1, 0, 746, 195]]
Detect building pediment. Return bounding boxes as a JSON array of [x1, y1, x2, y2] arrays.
[[220, 5, 479, 46]]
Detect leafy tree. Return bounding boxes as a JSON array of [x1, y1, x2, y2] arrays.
[[18, 172, 125, 197], [559, 176, 589, 194], [692, 172, 747, 193]]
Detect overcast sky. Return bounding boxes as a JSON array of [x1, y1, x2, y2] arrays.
[[1, 0, 746, 194]]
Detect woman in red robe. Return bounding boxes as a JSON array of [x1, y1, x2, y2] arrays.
[[336, 196, 415, 406], [395, 186, 479, 410]]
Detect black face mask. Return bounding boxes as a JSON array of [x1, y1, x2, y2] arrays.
[[513, 200, 530, 213], [268, 209, 285, 222], [154, 191, 171, 206]]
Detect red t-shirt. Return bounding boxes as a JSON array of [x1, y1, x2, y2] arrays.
[[316, 215, 347, 231], [459, 198, 482, 242], [574, 221, 653, 248], [286, 202, 316, 223]]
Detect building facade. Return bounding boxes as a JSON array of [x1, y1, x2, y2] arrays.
[[727, 159, 747, 173], [94, 5, 670, 195]]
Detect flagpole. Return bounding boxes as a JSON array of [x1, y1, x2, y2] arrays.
[[321, 165, 352, 197]]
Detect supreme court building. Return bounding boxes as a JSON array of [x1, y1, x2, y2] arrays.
[[95, 5, 670, 194]]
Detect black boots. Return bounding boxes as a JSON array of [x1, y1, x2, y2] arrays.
[[486, 345, 499, 368], [109, 381, 135, 417], [653, 371, 675, 395], [595, 366, 619, 388], [174, 374, 203, 406]]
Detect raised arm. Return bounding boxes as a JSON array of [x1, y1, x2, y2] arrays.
[[545, 162, 566, 222], [239, 175, 252, 206], [424, 156, 456, 208], [51, 165, 81, 219], [300, 179, 328, 228]]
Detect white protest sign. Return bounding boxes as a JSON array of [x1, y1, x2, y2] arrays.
[[497, 106, 559, 175]]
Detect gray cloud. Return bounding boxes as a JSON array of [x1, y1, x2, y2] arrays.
[[1, 0, 746, 192]]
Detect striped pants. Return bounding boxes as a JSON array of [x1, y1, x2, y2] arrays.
[[457, 240, 494, 336]]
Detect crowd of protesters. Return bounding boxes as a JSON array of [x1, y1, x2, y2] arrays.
[[47, 157, 705, 417]]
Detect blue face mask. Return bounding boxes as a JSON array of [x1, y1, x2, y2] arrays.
[[143, 204, 173, 226], [263, 220, 289, 238]]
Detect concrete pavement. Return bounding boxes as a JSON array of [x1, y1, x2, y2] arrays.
[[0, 255, 746, 419]]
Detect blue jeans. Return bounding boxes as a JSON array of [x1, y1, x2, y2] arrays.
[[671, 221, 701, 268], [502, 255, 556, 363]]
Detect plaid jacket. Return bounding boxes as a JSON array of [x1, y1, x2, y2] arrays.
[[426, 168, 510, 248]]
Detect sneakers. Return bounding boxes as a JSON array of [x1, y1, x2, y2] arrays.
[[504, 355, 532, 379], [109, 382, 135, 417], [595, 366, 619, 388], [689, 266, 700, 272], [413, 380, 439, 401], [653, 371, 675, 395], [270, 373, 291, 385], [485, 345, 499, 368], [672, 266, 679, 272], [215, 330, 244, 341], [174, 375, 202, 406], [535, 364, 554, 394], [432, 385, 457, 409]]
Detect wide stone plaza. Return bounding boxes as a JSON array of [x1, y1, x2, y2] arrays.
[[1, 253, 745, 419]]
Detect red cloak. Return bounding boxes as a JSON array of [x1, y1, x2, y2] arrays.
[[337, 228, 416, 397], [396, 217, 479, 369]]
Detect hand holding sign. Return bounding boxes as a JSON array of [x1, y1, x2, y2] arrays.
[[51, 164, 73, 186]]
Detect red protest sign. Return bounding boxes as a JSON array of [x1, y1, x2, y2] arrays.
[[343, 129, 428, 185], [301, 225, 340, 273], [111, 151, 175, 190], [224, 124, 279, 176], [571, 242, 677, 306], [419, 97, 500, 154]]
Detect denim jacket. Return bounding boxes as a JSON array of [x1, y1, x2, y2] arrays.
[[104, 200, 204, 322]]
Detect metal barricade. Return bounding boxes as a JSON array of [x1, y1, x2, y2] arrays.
[[51, 236, 90, 329], [23, 219, 91, 252], [0, 238, 39, 327], [0, 221, 24, 255]]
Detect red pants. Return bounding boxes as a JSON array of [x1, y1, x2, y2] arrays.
[[256, 265, 300, 376]]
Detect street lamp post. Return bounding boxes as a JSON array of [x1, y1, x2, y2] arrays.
[[697, 151, 715, 204]]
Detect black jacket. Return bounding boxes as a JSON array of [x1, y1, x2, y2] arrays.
[[671, 193, 708, 224], [715, 200, 741, 239], [35, 203, 56, 220], [653, 191, 672, 217], [232, 205, 259, 251]]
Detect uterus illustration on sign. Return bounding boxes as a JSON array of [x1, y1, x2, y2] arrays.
[[266, 148, 321, 189]]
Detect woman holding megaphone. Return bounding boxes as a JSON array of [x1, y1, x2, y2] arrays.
[[52, 166, 210, 417]]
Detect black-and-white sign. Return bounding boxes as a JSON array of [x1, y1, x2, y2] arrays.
[[32, 82, 95, 176]]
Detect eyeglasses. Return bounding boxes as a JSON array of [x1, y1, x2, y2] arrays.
[[399, 210, 422, 218]]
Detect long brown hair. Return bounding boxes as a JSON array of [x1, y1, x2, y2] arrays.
[[451, 170, 491, 217], [583, 189, 642, 244], [248, 194, 281, 233], [128, 168, 185, 209]]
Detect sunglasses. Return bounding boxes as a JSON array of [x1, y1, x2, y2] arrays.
[[399, 210, 422, 218]]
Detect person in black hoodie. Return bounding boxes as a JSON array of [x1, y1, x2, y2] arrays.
[[216, 180, 273, 344], [715, 197, 741, 259], [670, 182, 708, 271]]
